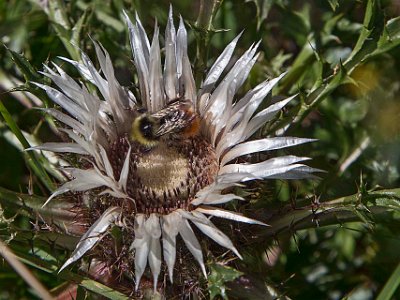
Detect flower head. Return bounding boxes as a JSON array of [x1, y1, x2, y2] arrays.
[[32, 7, 316, 291]]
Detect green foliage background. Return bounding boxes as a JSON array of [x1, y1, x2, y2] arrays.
[[0, 0, 400, 299]]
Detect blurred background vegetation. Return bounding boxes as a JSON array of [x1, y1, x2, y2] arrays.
[[1, 0, 400, 299]]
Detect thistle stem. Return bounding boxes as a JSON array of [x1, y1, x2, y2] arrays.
[[260, 188, 400, 238], [194, 0, 224, 85]]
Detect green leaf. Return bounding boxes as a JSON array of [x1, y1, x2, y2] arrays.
[[95, 10, 124, 32], [328, 0, 339, 11], [8, 244, 129, 299], [338, 98, 369, 124], [376, 261, 400, 300], [71, 11, 87, 46], [3, 129, 67, 182], [344, 0, 384, 72], [277, 35, 315, 94], [36, 0, 82, 61], [372, 16, 400, 56], [51, 22, 81, 61], [48, 0, 71, 30], [2, 49, 50, 107], [245, 0, 276, 30], [0, 101, 55, 191], [386, 16, 400, 39], [270, 51, 292, 74], [5, 45, 42, 83], [303, 61, 348, 111], [285, 0, 389, 128], [323, 13, 344, 38], [0, 186, 88, 241], [208, 263, 243, 299]]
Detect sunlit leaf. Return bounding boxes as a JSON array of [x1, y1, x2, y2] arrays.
[[208, 263, 243, 299]]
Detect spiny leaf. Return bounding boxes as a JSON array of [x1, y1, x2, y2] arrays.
[[0, 186, 87, 239], [71, 10, 88, 46], [3, 46, 50, 104], [48, 0, 71, 30], [5, 45, 42, 83], [208, 263, 243, 299], [344, 0, 384, 72], [277, 35, 315, 94], [260, 188, 400, 238], [373, 16, 400, 56]]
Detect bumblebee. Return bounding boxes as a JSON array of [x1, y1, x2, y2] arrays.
[[130, 114, 160, 147], [130, 99, 200, 147]]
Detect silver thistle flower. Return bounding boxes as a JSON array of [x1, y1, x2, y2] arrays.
[[31, 8, 317, 291]]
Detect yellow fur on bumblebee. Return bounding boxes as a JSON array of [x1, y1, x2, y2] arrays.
[[130, 115, 160, 147]]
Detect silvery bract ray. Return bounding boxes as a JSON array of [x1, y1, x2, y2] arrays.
[[31, 7, 318, 291]]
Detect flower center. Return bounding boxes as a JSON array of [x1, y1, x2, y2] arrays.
[[109, 136, 218, 214]]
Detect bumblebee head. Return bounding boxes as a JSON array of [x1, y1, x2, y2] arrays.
[[130, 114, 160, 148]]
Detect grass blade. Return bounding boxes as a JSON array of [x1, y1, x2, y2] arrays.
[[376, 261, 400, 300]]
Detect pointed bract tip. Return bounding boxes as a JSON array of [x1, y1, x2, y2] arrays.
[[122, 9, 128, 19], [233, 247, 243, 260], [41, 193, 57, 208], [135, 11, 141, 23], [23, 146, 34, 152], [253, 40, 262, 51], [178, 14, 185, 28], [201, 264, 207, 278], [153, 276, 158, 293], [58, 258, 73, 274], [122, 10, 134, 27], [232, 30, 244, 44], [135, 280, 140, 292]]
